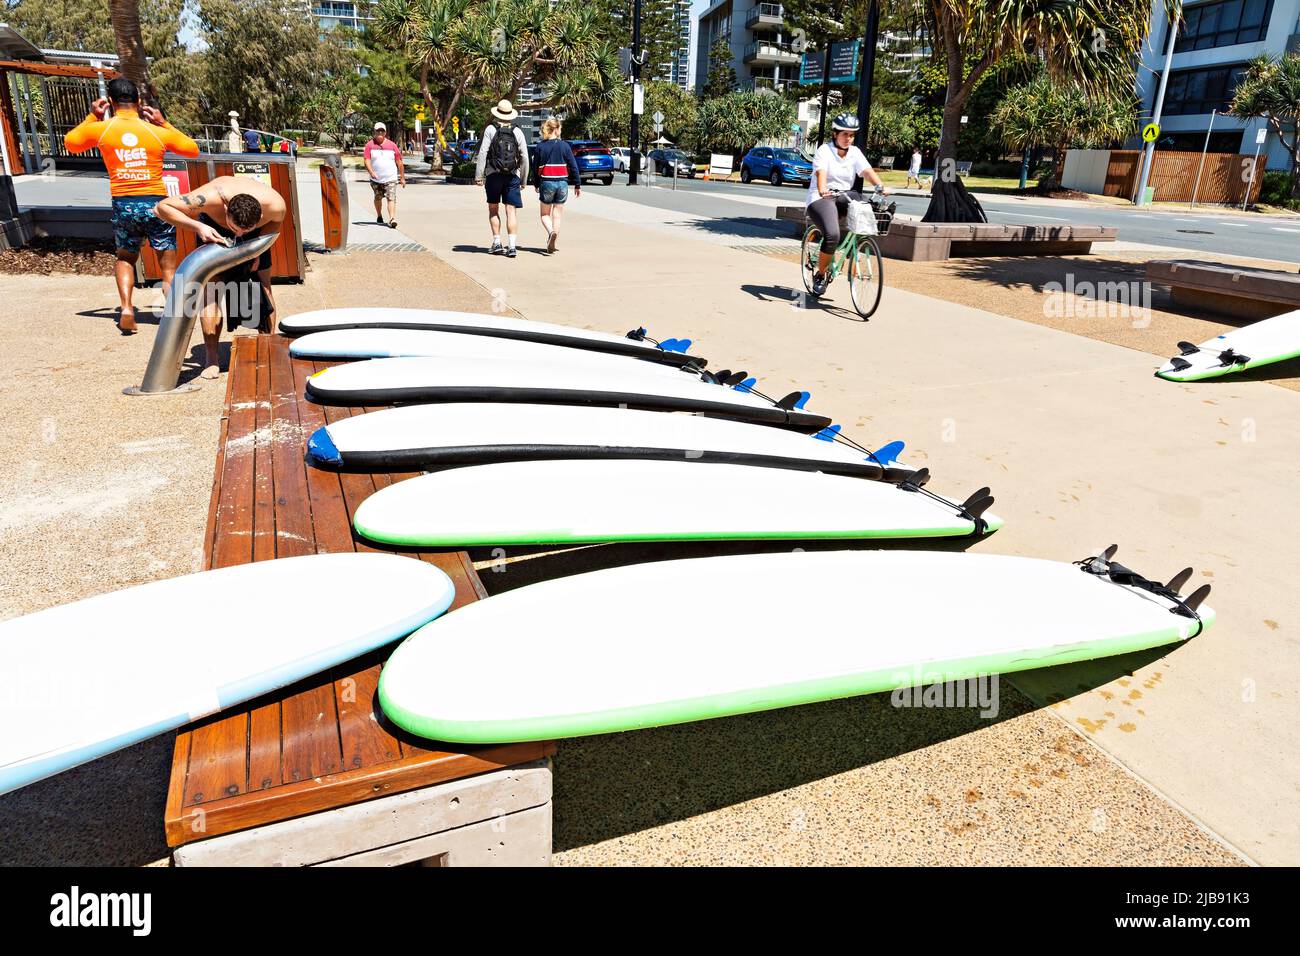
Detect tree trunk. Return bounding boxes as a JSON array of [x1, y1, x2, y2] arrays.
[[109, 0, 155, 104], [922, 85, 986, 223]]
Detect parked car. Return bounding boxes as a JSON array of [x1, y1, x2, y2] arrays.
[[438, 139, 478, 165], [648, 148, 695, 178], [740, 146, 813, 186], [565, 141, 616, 184], [608, 146, 645, 173]]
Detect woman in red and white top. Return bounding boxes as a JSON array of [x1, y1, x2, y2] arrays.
[[531, 118, 580, 255]]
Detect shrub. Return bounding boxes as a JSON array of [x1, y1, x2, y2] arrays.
[[1258, 170, 1299, 208], [451, 160, 476, 180]]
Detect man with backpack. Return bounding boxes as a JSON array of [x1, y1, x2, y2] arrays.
[[474, 100, 530, 258]]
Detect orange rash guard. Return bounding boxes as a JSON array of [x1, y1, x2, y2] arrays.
[[63, 108, 200, 197]]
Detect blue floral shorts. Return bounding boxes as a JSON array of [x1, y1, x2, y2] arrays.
[[111, 195, 177, 253]]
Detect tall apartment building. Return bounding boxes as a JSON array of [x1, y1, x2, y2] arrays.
[[694, 1, 803, 92], [1135, 0, 1300, 166], [310, 0, 371, 35], [661, 0, 694, 88]]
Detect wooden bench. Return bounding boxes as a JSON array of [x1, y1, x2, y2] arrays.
[[166, 334, 555, 866], [1146, 259, 1300, 320], [775, 206, 1117, 261]]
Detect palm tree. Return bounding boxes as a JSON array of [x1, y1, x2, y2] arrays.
[[993, 74, 1138, 190], [109, 0, 155, 103], [1230, 53, 1300, 201]]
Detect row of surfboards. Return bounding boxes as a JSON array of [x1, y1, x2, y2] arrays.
[[0, 307, 1216, 797]]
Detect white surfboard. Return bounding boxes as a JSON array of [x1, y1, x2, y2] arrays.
[[353, 460, 1000, 546], [378, 548, 1214, 743], [306, 402, 911, 482], [279, 307, 701, 367], [1157, 309, 1300, 381], [290, 328, 697, 377], [304, 356, 830, 431], [0, 553, 456, 796]]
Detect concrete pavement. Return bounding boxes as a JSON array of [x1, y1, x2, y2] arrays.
[[392, 178, 1298, 865]]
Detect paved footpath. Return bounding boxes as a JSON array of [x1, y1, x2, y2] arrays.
[[387, 178, 1298, 865]]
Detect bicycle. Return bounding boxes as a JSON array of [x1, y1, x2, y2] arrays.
[[800, 189, 894, 319]]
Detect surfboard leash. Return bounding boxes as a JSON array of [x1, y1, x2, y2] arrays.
[[1074, 545, 1211, 637]]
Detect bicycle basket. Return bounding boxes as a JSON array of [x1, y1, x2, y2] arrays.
[[875, 203, 895, 237], [845, 199, 878, 236]]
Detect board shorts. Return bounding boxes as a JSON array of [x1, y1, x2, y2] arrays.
[[198, 214, 274, 332], [485, 172, 523, 208], [111, 195, 176, 253], [370, 180, 398, 201], [538, 181, 569, 205]]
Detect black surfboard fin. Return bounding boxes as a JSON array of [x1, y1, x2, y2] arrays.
[[963, 495, 994, 522], [1183, 583, 1212, 614], [960, 487, 991, 510], [1218, 348, 1250, 367], [1169, 357, 1193, 372], [1177, 341, 1200, 356], [1166, 567, 1193, 594], [776, 391, 803, 410], [626, 327, 648, 341], [898, 467, 930, 490], [723, 371, 749, 387], [714, 368, 731, 381], [1102, 544, 1119, 562]]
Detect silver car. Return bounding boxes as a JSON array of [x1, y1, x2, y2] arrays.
[[607, 147, 643, 173]]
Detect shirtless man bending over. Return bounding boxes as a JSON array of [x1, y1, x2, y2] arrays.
[[156, 175, 286, 379]]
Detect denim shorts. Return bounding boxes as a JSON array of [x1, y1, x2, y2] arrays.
[[538, 180, 569, 205], [111, 195, 176, 253]]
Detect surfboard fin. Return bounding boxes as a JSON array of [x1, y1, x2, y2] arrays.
[[898, 467, 930, 490], [714, 369, 732, 382], [1218, 348, 1250, 367], [626, 327, 648, 341], [1168, 357, 1193, 372], [735, 377, 757, 393], [812, 424, 842, 442], [870, 440, 905, 465], [961, 487, 992, 510], [960, 495, 995, 535], [1177, 341, 1200, 356], [776, 391, 805, 410], [663, 338, 692, 354], [1166, 567, 1193, 594], [1183, 583, 1212, 614]]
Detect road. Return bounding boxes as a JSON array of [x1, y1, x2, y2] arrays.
[[597, 171, 1300, 263]]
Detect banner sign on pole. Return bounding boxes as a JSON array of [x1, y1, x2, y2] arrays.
[[799, 40, 860, 85]]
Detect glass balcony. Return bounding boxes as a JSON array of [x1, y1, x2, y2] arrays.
[[745, 3, 785, 30], [743, 40, 801, 65]]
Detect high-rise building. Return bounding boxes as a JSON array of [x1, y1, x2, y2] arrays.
[[1134, 0, 1300, 165], [694, 2, 802, 92], [310, 0, 371, 35]]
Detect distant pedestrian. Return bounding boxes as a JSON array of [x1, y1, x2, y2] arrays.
[[243, 128, 261, 153], [365, 122, 405, 228], [532, 118, 579, 254], [474, 100, 529, 258], [906, 145, 923, 189], [63, 77, 200, 335]]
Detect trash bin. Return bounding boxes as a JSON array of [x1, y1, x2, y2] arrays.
[[1143, 186, 1155, 205], [320, 153, 348, 251]]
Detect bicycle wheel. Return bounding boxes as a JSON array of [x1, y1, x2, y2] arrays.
[[800, 224, 824, 296], [848, 236, 885, 318]]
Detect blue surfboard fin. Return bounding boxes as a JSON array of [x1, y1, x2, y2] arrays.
[[812, 424, 842, 442], [658, 337, 679, 351], [794, 390, 811, 410], [663, 337, 692, 353], [870, 440, 905, 465], [735, 377, 757, 393]]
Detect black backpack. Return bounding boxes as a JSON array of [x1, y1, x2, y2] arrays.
[[487, 123, 521, 174]]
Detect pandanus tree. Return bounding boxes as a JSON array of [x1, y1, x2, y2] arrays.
[[108, 0, 155, 103]]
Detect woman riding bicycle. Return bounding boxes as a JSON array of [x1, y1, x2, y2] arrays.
[[806, 113, 888, 296]]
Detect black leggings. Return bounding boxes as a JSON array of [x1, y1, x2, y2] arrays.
[[806, 190, 863, 254]]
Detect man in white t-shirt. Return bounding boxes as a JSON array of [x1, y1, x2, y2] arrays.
[[364, 122, 405, 229], [805, 113, 888, 296], [907, 145, 923, 188]]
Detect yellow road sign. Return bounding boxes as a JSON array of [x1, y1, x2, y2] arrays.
[[1142, 122, 1160, 143]]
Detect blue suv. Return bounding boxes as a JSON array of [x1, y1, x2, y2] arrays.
[[740, 146, 813, 187], [566, 141, 616, 185]]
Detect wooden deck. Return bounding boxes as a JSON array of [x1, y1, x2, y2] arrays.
[[165, 334, 553, 848]]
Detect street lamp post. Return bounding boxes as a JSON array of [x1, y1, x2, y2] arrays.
[[1134, 10, 1179, 206], [628, 0, 643, 186], [853, 0, 880, 153]]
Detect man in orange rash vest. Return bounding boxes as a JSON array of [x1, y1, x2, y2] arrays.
[[64, 77, 199, 334]]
